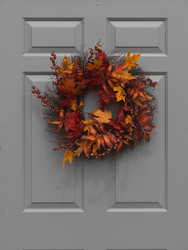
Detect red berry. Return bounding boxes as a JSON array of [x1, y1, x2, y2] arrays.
[[32, 86, 35, 89], [53, 148, 56, 151], [56, 148, 59, 150], [32, 90, 35, 93]]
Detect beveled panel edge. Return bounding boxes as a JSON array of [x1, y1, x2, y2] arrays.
[[22, 73, 84, 212], [107, 73, 168, 212], [106, 18, 167, 55], [23, 17, 84, 55]]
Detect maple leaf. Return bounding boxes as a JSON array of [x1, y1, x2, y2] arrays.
[[63, 149, 74, 167], [114, 85, 126, 102], [125, 51, 141, 70], [58, 56, 74, 76], [90, 108, 112, 123], [61, 78, 81, 95], [111, 63, 136, 85], [88, 59, 102, 71], [96, 49, 109, 69], [64, 112, 83, 139]]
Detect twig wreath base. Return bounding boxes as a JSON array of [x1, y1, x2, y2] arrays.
[[31, 42, 158, 167]]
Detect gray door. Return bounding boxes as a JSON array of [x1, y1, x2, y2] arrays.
[[1, 0, 188, 249]]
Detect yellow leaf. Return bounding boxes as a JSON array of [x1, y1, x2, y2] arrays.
[[144, 92, 153, 100], [92, 143, 98, 154], [88, 59, 102, 71], [125, 115, 132, 125], [90, 108, 112, 123], [114, 85, 126, 102], [125, 51, 141, 70], [71, 100, 84, 112], [62, 149, 74, 167], [82, 119, 94, 132], [58, 56, 74, 76]]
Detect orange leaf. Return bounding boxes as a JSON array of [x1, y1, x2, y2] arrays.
[[92, 143, 98, 153], [62, 78, 80, 95], [88, 59, 102, 71], [75, 140, 92, 158]]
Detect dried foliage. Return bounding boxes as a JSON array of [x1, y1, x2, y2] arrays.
[[32, 42, 158, 167]]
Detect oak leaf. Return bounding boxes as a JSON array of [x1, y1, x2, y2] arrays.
[[75, 140, 93, 158], [90, 108, 112, 123], [114, 85, 126, 102], [111, 63, 136, 85], [63, 149, 74, 167], [88, 59, 102, 71], [125, 51, 141, 70], [58, 56, 74, 76]]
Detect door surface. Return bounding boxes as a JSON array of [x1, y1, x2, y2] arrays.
[[1, 0, 188, 249]]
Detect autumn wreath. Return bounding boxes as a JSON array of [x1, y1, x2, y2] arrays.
[[32, 42, 158, 167]]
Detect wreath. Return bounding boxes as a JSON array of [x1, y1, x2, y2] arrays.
[[32, 42, 158, 167]]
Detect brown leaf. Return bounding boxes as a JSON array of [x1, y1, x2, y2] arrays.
[[88, 126, 97, 137], [102, 134, 111, 148], [116, 140, 123, 154], [144, 133, 150, 142], [83, 135, 96, 141], [96, 137, 102, 150], [142, 124, 155, 130], [106, 132, 117, 143], [137, 114, 153, 125], [123, 139, 131, 147]]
